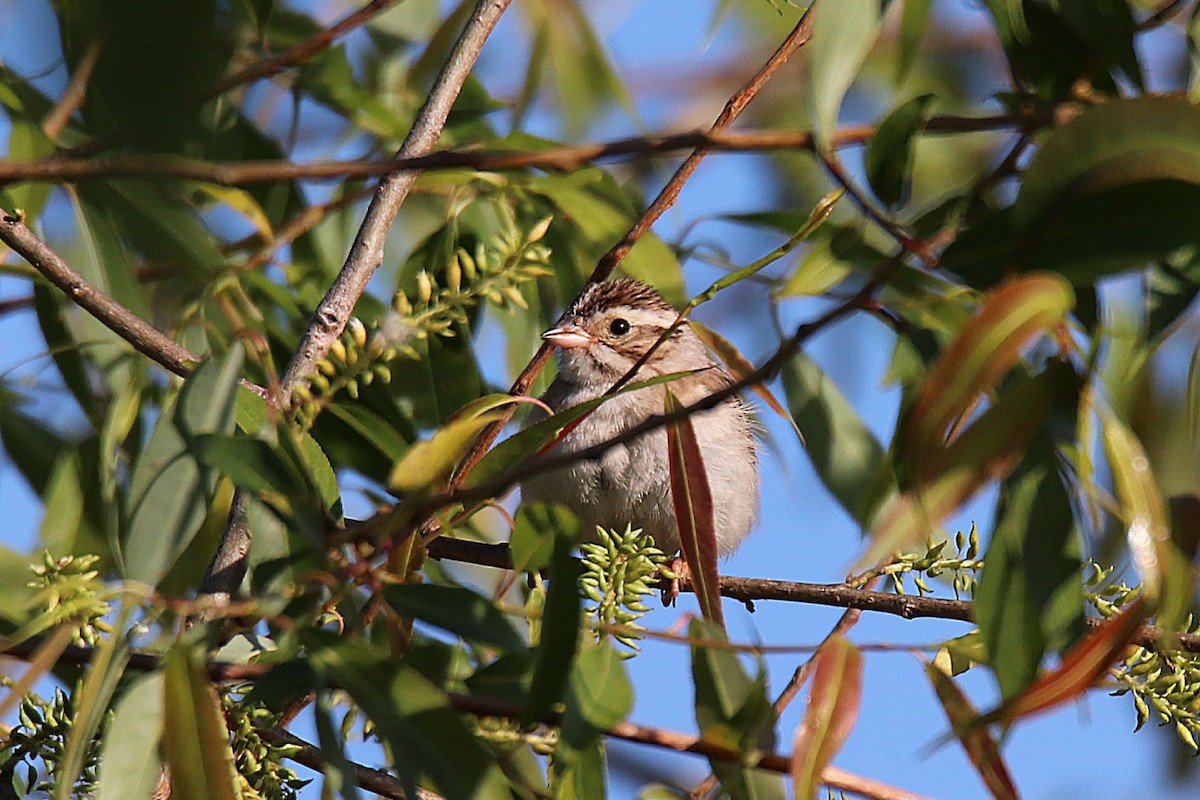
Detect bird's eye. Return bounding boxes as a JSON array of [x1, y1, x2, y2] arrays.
[[608, 318, 631, 336]]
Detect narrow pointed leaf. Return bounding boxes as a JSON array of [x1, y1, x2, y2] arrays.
[[1101, 414, 1191, 630], [865, 367, 1061, 565], [903, 273, 1072, 477], [383, 583, 524, 652], [792, 636, 863, 800], [162, 644, 243, 800], [924, 662, 1018, 800], [782, 352, 890, 527], [809, 0, 884, 149], [525, 530, 582, 724], [97, 673, 165, 800], [987, 598, 1148, 725], [665, 390, 723, 629], [690, 320, 803, 444], [866, 94, 935, 207], [125, 347, 243, 584], [389, 411, 506, 492]]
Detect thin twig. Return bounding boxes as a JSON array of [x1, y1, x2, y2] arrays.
[[206, 0, 410, 98], [0, 117, 1037, 186], [42, 37, 103, 142], [0, 215, 206, 384]]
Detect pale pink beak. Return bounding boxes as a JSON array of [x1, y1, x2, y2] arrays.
[[542, 324, 592, 349]]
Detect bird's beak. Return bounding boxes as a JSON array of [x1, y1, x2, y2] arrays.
[[542, 324, 591, 349]]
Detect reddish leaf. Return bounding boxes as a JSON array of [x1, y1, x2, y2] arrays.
[[988, 598, 1148, 725], [863, 368, 1058, 566], [924, 662, 1019, 800], [665, 390, 723, 629], [792, 636, 863, 800], [689, 320, 804, 445], [904, 273, 1073, 476]]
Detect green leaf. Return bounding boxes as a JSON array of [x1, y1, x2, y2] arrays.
[[975, 438, 1084, 700], [0, 404, 68, 495], [525, 531, 582, 725], [792, 636, 862, 800], [383, 583, 525, 652], [389, 411, 506, 493], [865, 366, 1070, 566], [312, 693, 359, 800], [1102, 413, 1192, 630], [665, 390, 723, 628], [191, 434, 304, 497], [162, 644, 243, 800], [866, 94, 935, 208], [565, 640, 632, 733], [96, 673, 165, 800], [511, 503, 577, 573], [782, 351, 891, 528], [54, 606, 133, 800], [307, 635, 510, 800], [1054, 0, 1141, 91], [124, 347, 243, 585], [896, 0, 932, 83], [808, 0, 883, 150], [689, 619, 783, 799], [325, 402, 411, 461]]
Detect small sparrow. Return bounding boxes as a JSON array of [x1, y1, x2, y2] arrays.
[[520, 278, 758, 556]]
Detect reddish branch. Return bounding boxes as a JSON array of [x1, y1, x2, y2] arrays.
[[0, 116, 1037, 187], [206, 0, 408, 98]]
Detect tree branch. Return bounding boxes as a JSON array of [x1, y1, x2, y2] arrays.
[[206, 0, 410, 98], [201, 0, 513, 603], [420, 536, 1200, 654], [0, 116, 1035, 186], [0, 212, 272, 395]]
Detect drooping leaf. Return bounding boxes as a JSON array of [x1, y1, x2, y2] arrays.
[[665, 390, 723, 629], [864, 366, 1068, 566], [124, 347, 243, 585], [552, 641, 633, 798], [689, 619, 783, 799], [162, 644, 243, 800], [306, 634, 510, 800], [689, 320, 802, 444], [902, 272, 1073, 478], [924, 662, 1018, 800], [383, 583, 525, 652], [96, 672, 165, 800], [782, 351, 891, 528], [792, 636, 863, 800], [511, 502, 577, 573], [524, 529, 582, 725], [190, 433, 304, 497], [866, 94, 935, 208], [312, 693, 360, 800], [975, 433, 1084, 701], [1101, 413, 1191, 630], [983, 598, 1148, 725], [808, 0, 884, 149]]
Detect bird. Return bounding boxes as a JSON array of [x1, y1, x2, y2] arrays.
[[520, 278, 758, 557]]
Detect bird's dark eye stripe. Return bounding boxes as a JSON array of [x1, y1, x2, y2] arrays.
[[609, 318, 631, 336]]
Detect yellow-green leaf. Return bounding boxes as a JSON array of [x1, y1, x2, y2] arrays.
[[792, 636, 862, 800], [162, 644, 243, 800]]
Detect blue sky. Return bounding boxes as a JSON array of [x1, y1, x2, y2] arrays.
[[2, 1, 1198, 797]]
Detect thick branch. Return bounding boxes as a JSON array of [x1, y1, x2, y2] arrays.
[[421, 537, 1200, 654]]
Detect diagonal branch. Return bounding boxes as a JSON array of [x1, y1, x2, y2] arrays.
[[0, 212, 271, 396], [206, 0, 410, 98], [201, 0, 514, 600], [447, 1, 822, 487]]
